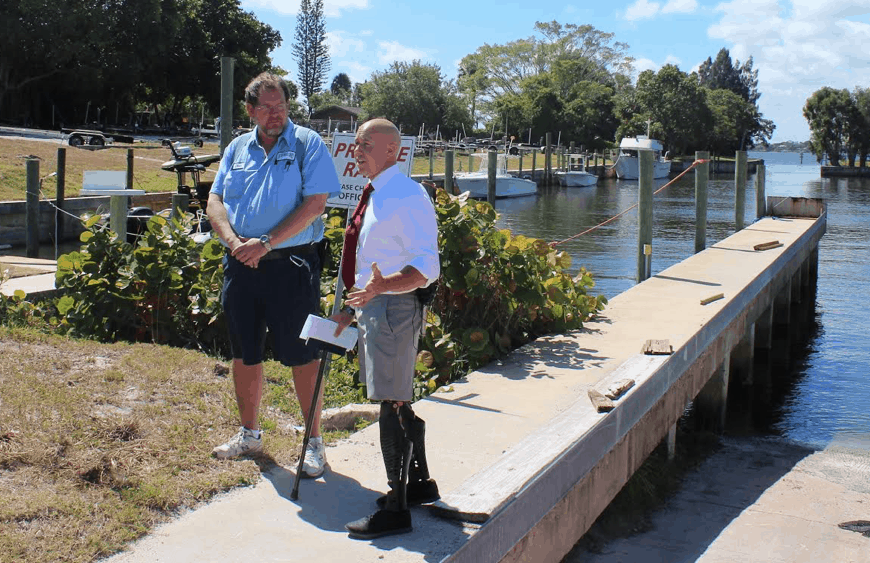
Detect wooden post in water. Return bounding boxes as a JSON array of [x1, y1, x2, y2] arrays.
[[219, 57, 234, 154], [734, 150, 747, 231], [695, 151, 709, 254], [518, 150, 523, 175], [56, 147, 66, 243], [126, 149, 134, 189], [444, 150, 454, 195], [25, 159, 40, 258], [487, 149, 497, 204], [531, 149, 537, 183], [755, 163, 766, 219], [428, 147, 434, 179], [545, 133, 552, 184], [637, 150, 654, 283]]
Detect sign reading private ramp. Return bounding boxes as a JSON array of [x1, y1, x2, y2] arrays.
[[327, 133, 416, 209]]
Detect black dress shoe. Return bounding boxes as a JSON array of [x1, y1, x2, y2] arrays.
[[346, 509, 412, 540], [376, 479, 440, 508]]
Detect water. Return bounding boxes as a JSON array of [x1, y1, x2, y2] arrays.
[[493, 152, 870, 449]]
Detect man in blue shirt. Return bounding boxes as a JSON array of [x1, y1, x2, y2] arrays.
[[207, 72, 340, 478]]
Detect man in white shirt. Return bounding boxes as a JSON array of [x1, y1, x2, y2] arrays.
[[332, 118, 440, 539]]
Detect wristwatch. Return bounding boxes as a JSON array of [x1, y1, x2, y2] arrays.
[[259, 234, 272, 252]]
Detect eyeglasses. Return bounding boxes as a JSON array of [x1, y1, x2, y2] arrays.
[[254, 103, 287, 115]]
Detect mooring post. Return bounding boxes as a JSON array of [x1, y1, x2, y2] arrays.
[[487, 149, 497, 204], [637, 150, 654, 283], [56, 147, 66, 243], [171, 193, 189, 220], [518, 150, 523, 175], [428, 147, 434, 180], [755, 163, 766, 219], [219, 56, 235, 154], [734, 150, 747, 231], [545, 133, 552, 184], [695, 151, 709, 253], [531, 149, 537, 184], [126, 149, 134, 190], [25, 159, 40, 258], [444, 150, 455, 195]]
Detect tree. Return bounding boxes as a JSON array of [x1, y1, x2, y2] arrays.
[[292, 0, 330, 115], [705, 89, 758, 155], [803, 87, 852, 166], [632, 65, 711, 156], [853, 88, 870, 168], [360, 61, 471, 136], [330, 73, 352, 103]]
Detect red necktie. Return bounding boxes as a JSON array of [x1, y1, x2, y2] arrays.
[[341, 182, 375, 289]]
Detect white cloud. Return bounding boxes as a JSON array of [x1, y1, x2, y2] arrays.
[[376, 41, 429, 65], [240, 0, 369, 18], [662, 0, 698, 13], [326, 30, 366, 58], [707, 0, 870, 140], [344, 62, 373, 85], [632, 57, 659, 77], [624, 0, 661, 21]]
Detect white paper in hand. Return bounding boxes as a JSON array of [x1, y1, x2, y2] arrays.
[[299, 314, 358, 351]]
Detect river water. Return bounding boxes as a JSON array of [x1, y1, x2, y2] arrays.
[[493, 152, 870, 450]]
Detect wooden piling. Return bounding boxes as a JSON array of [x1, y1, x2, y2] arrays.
[[56, 147, 66, 242], [445, 150, 455, 195], [695, 151, 709, 253], [755, 163, 766, 219], [487, 150, 497, 204], [545, 133, 552, 184], [126, 149, 134, 190], [428, 147, 434, 179], [735, 150, 747, 231], [25, 159, 39, 258], [637, 151, 654, 283]]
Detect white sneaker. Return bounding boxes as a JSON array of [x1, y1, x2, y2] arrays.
[[212, 427, 263, 459], [302, 436, 327, 478]]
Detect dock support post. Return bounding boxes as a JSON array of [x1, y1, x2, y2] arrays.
[[487, 150, 497, 204], [734, 150, 747, 231], [545, 133, 552, 185], [219, 57, 235, 154], [25, 159, 40, 258], [791, 268, 802, 304], [636, 150, 654, 283], [695, 352, 731, 433], [126, 149, 134, 190], [428, 147, 434, 179], [667, 423, 677, 462], [56, 148, 66, 244], [171, 193, 189, 220], [532, 150, 537, 184], [695, 151, 709, 253], [754, 305, 774, 351], [774, 280, 791, 329], [518, 150, 523, 175], [110, 195, 127, 238], [755, 163, 766, 219], [801, 258, 811, 291], [445, 150, 455, 195], [731, 325, 755, 386]]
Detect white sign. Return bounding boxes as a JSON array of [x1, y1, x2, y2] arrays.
[[327, 133, 416, 209]]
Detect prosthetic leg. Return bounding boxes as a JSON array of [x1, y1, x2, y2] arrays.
[[346, 401, 414, 539], [376, 407, 439, 508]]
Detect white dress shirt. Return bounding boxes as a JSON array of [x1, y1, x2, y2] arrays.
[[354, 165, 439, 292]]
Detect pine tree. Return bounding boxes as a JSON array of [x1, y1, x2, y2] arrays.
[[292, 0, 330, 116]]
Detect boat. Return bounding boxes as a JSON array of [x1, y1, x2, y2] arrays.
[[553, 155, 598, 187], [454, 153, 538, 199], [612, 135, 672, 180]]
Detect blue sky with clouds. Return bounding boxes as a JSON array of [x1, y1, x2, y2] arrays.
[[240, 0, 870, 143]]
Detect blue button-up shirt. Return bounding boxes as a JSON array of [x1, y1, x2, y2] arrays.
[[210, 121, 340, 248]]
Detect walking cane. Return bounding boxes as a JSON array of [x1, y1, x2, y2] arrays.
[[290, 347, 331, 501]]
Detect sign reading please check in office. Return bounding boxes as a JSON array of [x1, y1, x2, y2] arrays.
[[327, 132, 416, 210]]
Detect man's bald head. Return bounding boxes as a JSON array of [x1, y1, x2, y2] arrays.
[[354, 119, 402, 179]]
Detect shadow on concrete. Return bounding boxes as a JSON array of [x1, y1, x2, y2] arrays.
[[653, 274, 722, 287]]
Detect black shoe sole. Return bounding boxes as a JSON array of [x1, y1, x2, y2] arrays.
[[346, 525, 413, 540]]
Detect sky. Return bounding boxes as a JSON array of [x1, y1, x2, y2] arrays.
[[239, 0, 870, 143]]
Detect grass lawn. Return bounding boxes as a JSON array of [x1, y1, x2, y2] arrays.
[[0, 326, 364, 563]]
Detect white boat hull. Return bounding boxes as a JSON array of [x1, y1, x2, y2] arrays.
[[613, 156, 671, 180], [454, 174, 538, 198], [554, 171, 598, 187]]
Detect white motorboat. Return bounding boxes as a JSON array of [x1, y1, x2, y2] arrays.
[[454, 154, 538, 199], [553, 155, 598, 187], [612, 135, 672, 180]]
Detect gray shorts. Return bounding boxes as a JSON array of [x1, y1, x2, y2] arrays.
[[357, 293, 423, 401]]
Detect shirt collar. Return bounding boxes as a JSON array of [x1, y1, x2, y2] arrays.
[[369, 164, 400, 190]]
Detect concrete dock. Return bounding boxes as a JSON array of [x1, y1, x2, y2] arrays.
[[5, 198, 861, 563]]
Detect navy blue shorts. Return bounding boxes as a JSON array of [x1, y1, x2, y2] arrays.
[[221, 247, 321, 366]]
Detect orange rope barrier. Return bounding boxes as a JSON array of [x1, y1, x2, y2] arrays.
[[550, 159, 709, 247]]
